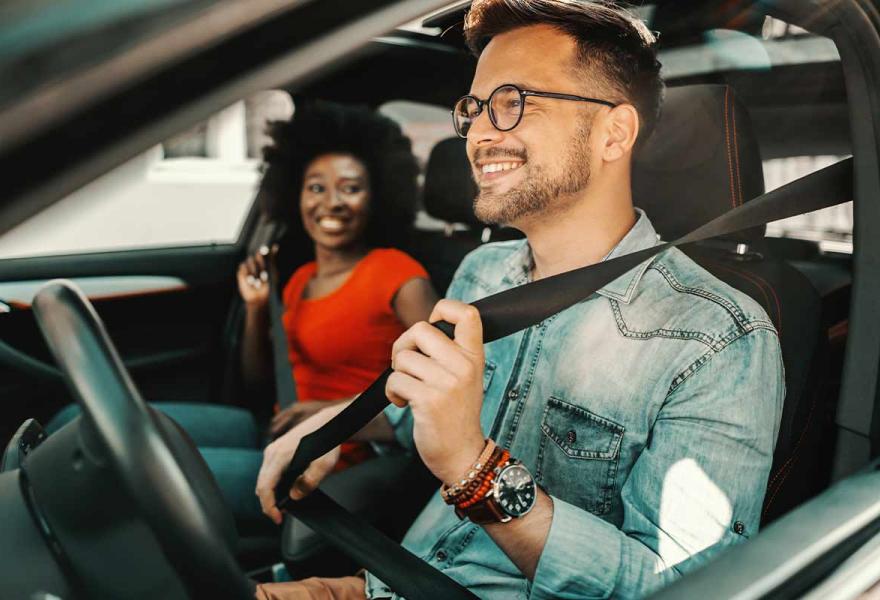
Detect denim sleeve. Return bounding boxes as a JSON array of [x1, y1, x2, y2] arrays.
[[530, 328, 784, 599], [382, 253, 479, 450]]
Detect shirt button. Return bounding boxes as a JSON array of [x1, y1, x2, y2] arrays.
[[567, 430, 577, 444], [435, 550, 448, 561], [733, 521, 746, 535], [507, 388, 519, 401]]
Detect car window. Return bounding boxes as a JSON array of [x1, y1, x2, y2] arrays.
[[764, 155, 853, 254], [0, 90, 293, 260], [380, 100, 458, 230], [379, 100, 455, 171]]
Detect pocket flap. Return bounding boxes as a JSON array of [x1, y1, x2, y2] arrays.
[[483, 360, 496, 391], [541, 397, 624, 460]]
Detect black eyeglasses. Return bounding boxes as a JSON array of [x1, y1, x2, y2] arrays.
[[452, 83, 617, 138]]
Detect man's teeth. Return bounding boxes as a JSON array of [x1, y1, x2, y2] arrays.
[[481, 162, 523, 174], [318, 217, 345, 231]]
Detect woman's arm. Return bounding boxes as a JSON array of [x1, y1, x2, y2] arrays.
[[237, 251, 274, 395], [392, 277, 440, 328]]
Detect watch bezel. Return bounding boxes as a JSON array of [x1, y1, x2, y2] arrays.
[[492, 461, 537, 519]]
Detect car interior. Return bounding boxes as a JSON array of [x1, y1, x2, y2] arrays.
[[0, 0, 874, 598]]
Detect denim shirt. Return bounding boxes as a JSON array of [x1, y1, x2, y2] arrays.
[[366, 210, 784, 599]]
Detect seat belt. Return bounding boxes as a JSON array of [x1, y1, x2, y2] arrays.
[[272, 158, 853, 599], [268, 263, 298, 410]]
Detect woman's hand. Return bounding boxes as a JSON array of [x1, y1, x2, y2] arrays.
[[256, 405, 344, 525], [269, 400, 346, 438], [236, 245, 277, 309]]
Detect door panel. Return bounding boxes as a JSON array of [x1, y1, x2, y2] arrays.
[[0, 243, 247, 447]]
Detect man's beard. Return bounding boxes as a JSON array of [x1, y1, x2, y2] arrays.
[[473, 118, 593, 225]]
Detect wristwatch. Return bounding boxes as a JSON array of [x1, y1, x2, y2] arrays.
[[456, 459, 537, 524]]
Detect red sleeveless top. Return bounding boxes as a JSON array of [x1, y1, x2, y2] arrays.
[[282, 248, 428, 468]]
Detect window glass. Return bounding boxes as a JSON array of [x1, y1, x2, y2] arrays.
[[764, 156, 853, 253], [380, 101, 457, 229], [380, 100, 456, 170], [0, 91, 293, 260]]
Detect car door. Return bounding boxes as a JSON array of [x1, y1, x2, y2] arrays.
[[0, 94, 291, 444]]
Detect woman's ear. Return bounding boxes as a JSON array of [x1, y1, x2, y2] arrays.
[[601, 104, 640, 163]]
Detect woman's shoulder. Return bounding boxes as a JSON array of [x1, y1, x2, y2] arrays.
[[363, 248, 428, 276]]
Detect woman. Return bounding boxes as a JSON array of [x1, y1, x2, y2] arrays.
[[47, 101, 438, 532], [238, 100, 438, 468]]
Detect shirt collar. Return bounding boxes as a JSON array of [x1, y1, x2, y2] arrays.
[[500, 208, 661, 304]]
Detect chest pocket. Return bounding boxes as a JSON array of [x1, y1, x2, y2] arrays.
[[536, 397, 624, 516]]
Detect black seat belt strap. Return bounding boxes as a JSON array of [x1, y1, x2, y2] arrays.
[[268, 263, 298, 410], [274, 158, 853, 600]]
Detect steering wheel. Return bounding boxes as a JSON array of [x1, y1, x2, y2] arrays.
[[30, 280, 253, 599]]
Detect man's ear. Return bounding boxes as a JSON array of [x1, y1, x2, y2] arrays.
[[601, 104, 640, 162]]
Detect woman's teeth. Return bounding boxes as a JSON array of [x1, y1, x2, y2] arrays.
[[481, 162, 523, 174], [318, 217, 346, 232]]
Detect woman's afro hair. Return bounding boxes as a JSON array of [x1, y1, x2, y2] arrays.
[[259, 100, 420, 254]]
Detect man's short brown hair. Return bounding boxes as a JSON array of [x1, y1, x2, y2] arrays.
[[464, 0, 664, 144]]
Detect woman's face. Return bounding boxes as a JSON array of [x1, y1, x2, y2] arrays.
[[300, 153, 371, 252]]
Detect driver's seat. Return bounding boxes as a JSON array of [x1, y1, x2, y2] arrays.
[[633, 84, 830, 523]]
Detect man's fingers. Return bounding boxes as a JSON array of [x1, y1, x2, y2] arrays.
[[393, 321, 461, 360], [393, 349, 456, 387], [429, 299, 484, 354], [386, 370, 431, 408], [256, 440, 300, 525], [255, 468, 283, 525], [290, 450, 337, 501]]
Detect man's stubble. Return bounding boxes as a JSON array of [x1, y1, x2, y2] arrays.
[[473, 117, 593, 226]]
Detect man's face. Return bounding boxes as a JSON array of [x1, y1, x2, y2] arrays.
[[467, 25, 600, 226]]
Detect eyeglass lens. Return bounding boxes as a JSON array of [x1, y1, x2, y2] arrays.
[[453, 85, 523, 137]]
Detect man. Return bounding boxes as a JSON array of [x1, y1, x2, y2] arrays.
[[255, 1, 784, 598]]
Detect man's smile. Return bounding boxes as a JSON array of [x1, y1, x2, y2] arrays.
[[476, 160, 525, 182]]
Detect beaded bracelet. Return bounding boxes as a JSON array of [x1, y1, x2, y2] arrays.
[[456, 450, 510, 510], [440, 439, 497, 503], [449, 446, 507, 505]]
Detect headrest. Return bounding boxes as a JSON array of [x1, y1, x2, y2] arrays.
[[423, 137, 480, 225], [422, 84, 765, 241], [633, 84, 765, 242]]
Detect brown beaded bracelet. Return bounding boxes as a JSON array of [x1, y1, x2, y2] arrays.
[[440, 439, 497, 504], [456, 450, 510, 510], [453, 447, 506, 504], [446, 446, 508, 508]]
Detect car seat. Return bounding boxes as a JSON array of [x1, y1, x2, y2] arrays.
[[407, 137, 522, 296], [633, 84, 832, 523]]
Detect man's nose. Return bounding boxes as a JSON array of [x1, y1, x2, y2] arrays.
[[467, 108, 504, 146]]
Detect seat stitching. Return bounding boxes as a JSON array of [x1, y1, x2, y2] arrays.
[[762, 386, 819, 519], [731, 95, 744, 207], [704, 260, 783, 336], [724, 87, 737, 209]]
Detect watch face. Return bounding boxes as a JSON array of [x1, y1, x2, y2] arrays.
[[495, 463, 537, 518]]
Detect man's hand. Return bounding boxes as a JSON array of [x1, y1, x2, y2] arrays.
[[256, 407, 342, 525], [386, 299, 486, 485], [269, 400, 344, 438]]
